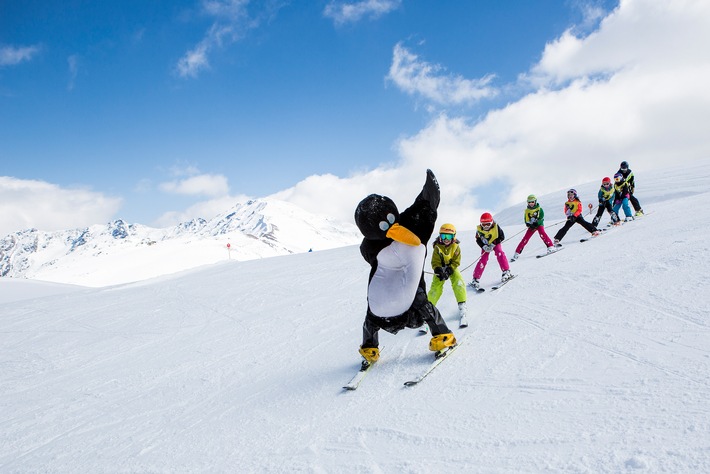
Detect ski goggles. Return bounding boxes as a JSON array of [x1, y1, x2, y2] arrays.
[[527, 200, 537, 206], [440, 233, 454, 241], [480, 222, 493, 229]]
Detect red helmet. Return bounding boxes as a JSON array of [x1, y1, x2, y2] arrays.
[[602, 177, 611, 185], [480, 212, 494, 224]]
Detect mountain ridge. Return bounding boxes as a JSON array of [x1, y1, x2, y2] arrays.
[[0, 198, 361, 287]]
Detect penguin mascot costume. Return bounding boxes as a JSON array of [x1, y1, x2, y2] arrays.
[[354, 169, 456, 365]]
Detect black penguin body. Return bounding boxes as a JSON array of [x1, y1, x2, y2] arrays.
[[355, 170, 444, 336]]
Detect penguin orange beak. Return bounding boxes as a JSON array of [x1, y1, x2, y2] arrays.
[[385, 223, 421, 246]]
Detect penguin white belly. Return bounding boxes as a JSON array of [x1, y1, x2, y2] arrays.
[[368, 241, 426, 317]]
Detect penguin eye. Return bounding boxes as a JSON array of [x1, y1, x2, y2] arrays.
[[386, 213, 395, 224], [379, 221, 390, 231]]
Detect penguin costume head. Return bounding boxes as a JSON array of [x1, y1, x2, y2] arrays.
[[355, 194, 421, 246]]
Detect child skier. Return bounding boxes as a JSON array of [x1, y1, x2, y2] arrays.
[[617, 161, 644, 216], [553, 189, 600, 245], [592, 177, 620, 227], [425, 223, 468, 330], [469, 213, 512, 290], [510, 194, 555, 261], [613, 172, 634, 221]]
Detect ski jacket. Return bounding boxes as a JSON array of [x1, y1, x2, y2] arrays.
[[614, 181, 631, 203], [431, 239, 462, 269], [617, 167, 635, 189], [598, 186, 614, 204], [564, 198, 583, 218], [524, 204, 545, 228], [476, 223, 505, 247]]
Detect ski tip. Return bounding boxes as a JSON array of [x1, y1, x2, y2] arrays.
[[403, 380, 420, 387]]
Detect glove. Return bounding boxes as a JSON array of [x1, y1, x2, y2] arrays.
[[529, 218, 537, 225], [483, 244, 494, 253], [442, 265, 453, 279], [567, 215, 576, 222], [434, 267, 446, 280]]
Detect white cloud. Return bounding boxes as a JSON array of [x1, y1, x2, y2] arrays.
[[0, 177, 122, 236], [67, 54, 79, 91], [159, 174, 230, 197], [324, 0, 401, 25], [177, 41, 211, 78], [387, 43, 498, 106], [177, 0, 274, 79], [0, 44, 40, 66], [271, 0, 710, 231]]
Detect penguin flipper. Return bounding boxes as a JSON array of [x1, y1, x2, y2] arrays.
[[399, 170, 440, 243], [418, 169, 440, 211]]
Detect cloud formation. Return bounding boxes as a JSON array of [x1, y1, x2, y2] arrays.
[[0, 177, 122, 236], [323, 0, 401, 25], [159, 173, 230, 197], [387, 43, 498, 106], [0, 44, 40, 67], [271, 0, 710, 230], [176, 0, 282, 78]]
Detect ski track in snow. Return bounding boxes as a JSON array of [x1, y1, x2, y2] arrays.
[[1, 161, 710, 472]]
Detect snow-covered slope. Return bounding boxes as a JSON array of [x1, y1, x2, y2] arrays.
[[1, 161, 709, 472], [0, 198, 361, 287]]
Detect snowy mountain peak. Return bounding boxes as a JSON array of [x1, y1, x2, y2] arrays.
[[0, 198, 361, 287]]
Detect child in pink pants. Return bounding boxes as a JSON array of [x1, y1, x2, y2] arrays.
[[469, 213, 511, 290]]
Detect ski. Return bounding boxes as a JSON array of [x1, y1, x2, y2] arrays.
[[403, 339, 464, 387], [536, 247, 565, 258], [343, 360, 376, 390], [491, 274, 517, 290], [467, 283, 485, 293], [580, 229, 607, 243], [343, 347, 384, 390]]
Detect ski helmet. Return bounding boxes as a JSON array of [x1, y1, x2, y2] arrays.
[[567, 189, 577, 198], [527, 194, 537, 203], [602, 177, 612, 186], [614, 172, 623, 182], [439, 223, 456, 235], [620, 161, 629, 170], [480, 212, 494, 225]]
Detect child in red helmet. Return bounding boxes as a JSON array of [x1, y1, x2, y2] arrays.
[[425, 223, 468, 330], [469, 213, 512, 290], [553, 189, 600, 245], [592, 177, 621, 227]]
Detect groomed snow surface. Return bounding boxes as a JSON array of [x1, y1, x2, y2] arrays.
[[2, 161, 709, 472]]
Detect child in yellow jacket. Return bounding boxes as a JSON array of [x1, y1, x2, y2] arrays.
[[425, 223, 468, 330]]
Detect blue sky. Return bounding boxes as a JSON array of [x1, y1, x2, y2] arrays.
[[2, 0, 709, 236]]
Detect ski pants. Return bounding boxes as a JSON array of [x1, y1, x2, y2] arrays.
[[427, 268, 467, 306], [592, 201, 619, 227], [473, 244, 509, 280], [362, 284, 451, 348], [628, 192, 641, 212], [613, 197, 633, 219], [554, 215, 597, 243], [515, 225, 554, 255]]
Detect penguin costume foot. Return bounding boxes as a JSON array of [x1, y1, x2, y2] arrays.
[[429, 333, 456, 352]]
